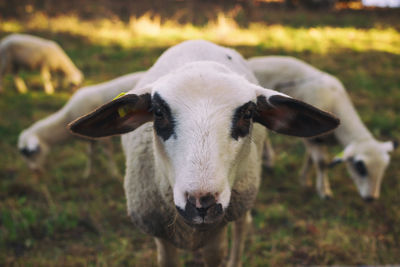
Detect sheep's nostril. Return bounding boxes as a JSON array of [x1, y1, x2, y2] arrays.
[[364, 196, 375, 203], [199, 194, 216, 209], [196, 207, 208, 218], [187, 195, 197, 206], [186, 194, 218, 218]]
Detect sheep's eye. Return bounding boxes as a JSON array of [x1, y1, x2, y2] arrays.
[[152, 93, 176, 141], [352, 160, 368, 177], [231, 101, 255, 140], [154, 107, 163, 118], [243, 109, 253, 120]]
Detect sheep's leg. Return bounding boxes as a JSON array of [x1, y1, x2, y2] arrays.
[[13, 74, 28, 93], [0, 71, 3, 93], [83, 141, 95, 178], [308, 143, 333, 199], [154, 237, 179, 267], [299, 151, 313, 187], [202, 226, 228, 267], [262, 136, 275, 168], [0, 59, 5, 93], [41, 66, 54, 94], [227, 211, 252, 267], [99, 138, 121, 179], [0, 54, 10, 93]]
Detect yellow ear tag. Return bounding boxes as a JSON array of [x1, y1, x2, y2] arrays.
[[118, 107, 130, 118], [112, 92, 130, 118], [334, 151, 344, 159], [113, 92, 127, 100]]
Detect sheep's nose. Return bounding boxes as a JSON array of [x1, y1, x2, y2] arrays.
[[187, 194, 217, 217], [176, 192, 224, 224], [364, 196, 375, 203]]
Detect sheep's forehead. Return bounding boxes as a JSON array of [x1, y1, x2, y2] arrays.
[[355, 142, 390, 165], [152, 67, 256, 112], [18, 133, 39, 150]]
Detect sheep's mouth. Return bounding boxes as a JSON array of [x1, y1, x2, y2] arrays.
[[19, 147, 41, 158], [175, 203, 225, 228]]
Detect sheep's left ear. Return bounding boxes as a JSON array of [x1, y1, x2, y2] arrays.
[[69, 93, 152, 138], [254, 88, 340, 137], [328, 151, 346, 168], [382, 140, 398, 153]]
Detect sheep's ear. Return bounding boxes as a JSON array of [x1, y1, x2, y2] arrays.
[[254, 89, 340, 137], [69, 93, 152, 138], [328, 151, 345, 168], [381, 140, 398, 153], [328, 144, 355, 168]]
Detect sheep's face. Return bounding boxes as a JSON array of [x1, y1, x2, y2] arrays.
[[68, 70, 84, 87], [68, 61, 339, 227], [150, 66, 258, 225], [341, 140, 396, 201], [17, 132, 48, 172]]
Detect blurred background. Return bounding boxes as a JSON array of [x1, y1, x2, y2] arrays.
[[0, 0, 399, 266]]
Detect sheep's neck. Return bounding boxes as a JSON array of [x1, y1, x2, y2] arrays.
[[33, 110, 71, 145], [332, 91, 373, 146]]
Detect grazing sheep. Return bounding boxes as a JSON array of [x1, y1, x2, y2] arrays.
[[69, 40, 338, 266], [0, 33, 83, 94], [248, 55, 397, 200], [18, 72, 144, 177]]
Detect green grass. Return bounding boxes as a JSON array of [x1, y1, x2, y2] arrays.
[[1, 9, 400, 266]]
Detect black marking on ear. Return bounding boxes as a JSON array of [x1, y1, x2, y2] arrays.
[[231, 101, 256, 140], [152, 93, 176, 141], [328, 158, 343, 168]]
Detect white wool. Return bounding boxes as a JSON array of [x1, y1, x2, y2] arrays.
[[0, 33, 83, 93], [18, 72, 144, 172], [71, 41, 338, 265], [248, 55, 395, 199]]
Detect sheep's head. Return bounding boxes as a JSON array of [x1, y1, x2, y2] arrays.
[[69, 62, 339, 226], [68, 70, 84, 87], [329, 139, 397, 201], [17, 131, 49, 172]]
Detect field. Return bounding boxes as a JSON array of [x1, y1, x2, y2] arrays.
[[1, 6, 400, 266]]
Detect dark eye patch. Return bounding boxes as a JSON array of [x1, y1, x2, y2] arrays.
[[231, 101, 256, 140], [352, 159, 368, 177], [152, 93, 176, 141]]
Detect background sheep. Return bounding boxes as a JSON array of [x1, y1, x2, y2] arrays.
[[18, 71, 144, 178], [70, 40, 339, 266], [0, 33, 83, 94], [248, 56, 397, 200]]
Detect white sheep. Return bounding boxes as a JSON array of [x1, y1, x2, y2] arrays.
[[18, 71, 144, 178], [69, 40, 338, 266], [0, 33, 83, 94], [248, 55, 397, 200]]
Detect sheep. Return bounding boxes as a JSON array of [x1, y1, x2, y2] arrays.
[[18, 71, 144, 178], [248, 55, 398, 200], [0, 33, 83, 94], [69, 40, 339, 266]]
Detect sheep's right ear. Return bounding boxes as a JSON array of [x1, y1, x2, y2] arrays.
[[69, 93, 152, 138], [254, 88, 340, 138]]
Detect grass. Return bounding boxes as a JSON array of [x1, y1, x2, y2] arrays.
[[1, 12, 400, 54], [1, 8, 400, 266]]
